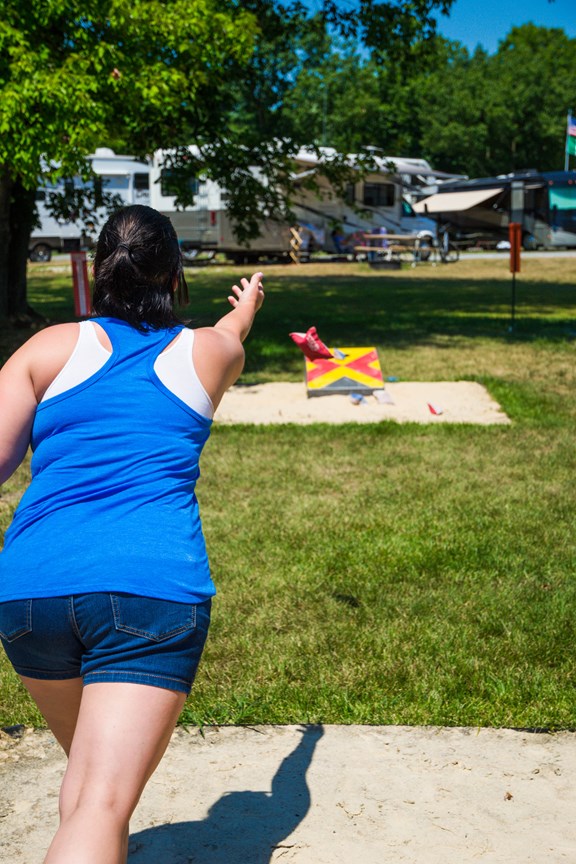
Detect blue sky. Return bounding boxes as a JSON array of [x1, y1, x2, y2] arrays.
[[436, 0, 575, 53]]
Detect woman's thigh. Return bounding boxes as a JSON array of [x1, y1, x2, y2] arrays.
[[18, 676, 83, 755], [60, 682, 187, 821]]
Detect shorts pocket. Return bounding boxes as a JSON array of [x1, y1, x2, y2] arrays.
[[110, 595, 196, 642], [0, 600, 32, 642]]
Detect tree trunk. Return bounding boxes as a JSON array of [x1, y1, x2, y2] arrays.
[[0, 167, 13, 320], [7, 180, 38, 321], [0, 172, 39, 324]]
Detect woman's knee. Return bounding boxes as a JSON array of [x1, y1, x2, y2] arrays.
[[59, 773, 136, 827]]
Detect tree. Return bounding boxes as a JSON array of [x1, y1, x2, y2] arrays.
[[415, 25, 576, 177], [485, 24, 576, 173], [172, 1, 456, 234], [0, 0, 259, 320], [282, 34, 455, 157], [0, 0, 455, 321], [412, 39, 494, 177]]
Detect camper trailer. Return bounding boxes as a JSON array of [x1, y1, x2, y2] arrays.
[[150, 148, 442, 262], [29, 148, 151, 262], [413, 170, 576, 250]]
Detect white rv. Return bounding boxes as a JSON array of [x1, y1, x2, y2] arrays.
[[150, 148, 441, 262], [29, 148, 151, 262]]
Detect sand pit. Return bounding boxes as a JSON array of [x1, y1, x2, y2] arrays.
[[215, 381, 510, 425]]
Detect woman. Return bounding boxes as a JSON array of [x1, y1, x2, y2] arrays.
[[0, 204, 264, 864]]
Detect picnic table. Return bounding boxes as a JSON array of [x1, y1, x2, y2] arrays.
[[354, 233, 424, 265]]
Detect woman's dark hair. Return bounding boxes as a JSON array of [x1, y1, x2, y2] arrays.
[[92, 205, 189, 329]]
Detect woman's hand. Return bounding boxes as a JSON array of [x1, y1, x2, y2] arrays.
[[227, 272, 264, 312]]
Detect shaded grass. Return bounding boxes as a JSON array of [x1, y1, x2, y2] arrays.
[[184, 259, 576, 383], [1, 255, 576, 728]]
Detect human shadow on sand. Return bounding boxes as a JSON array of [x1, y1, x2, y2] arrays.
[[128, 725, 324, 863]]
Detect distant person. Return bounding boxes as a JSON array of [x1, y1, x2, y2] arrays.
[[0, 204, 264, 863], [330, 223, 345, 254], [330, 227, 343, 254], [298, 225, 314, 259], [368, 225, 389, 262], [378, 225, 389, 248]]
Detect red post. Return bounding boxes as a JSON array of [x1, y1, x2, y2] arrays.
[[509, 222, 521, 273], [508, 222, 522, 331], [71, 251, 91, 317]]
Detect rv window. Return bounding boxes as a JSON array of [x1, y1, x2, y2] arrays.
[[102, 175, 130, 191], [525, 187, 547, 217], [549, 186, 576, 231], [363, 183, 395, 208], [549, 187, 576, 210], [160, 169, 200, 198], [134, 173, 149, 191]]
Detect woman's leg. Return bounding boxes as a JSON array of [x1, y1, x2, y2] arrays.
[[44, 681, 186, 864], [19, 676, 84, 756]]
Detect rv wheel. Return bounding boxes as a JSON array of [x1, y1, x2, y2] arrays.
[[230, 252, 260, 265], [29, 244, 52, 263], [417, 239, 432, 261], [522, 233, 538, 251]]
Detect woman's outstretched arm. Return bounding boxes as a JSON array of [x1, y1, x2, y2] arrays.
[[193, 272, 265, 409]]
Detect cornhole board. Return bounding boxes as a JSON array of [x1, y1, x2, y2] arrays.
[[305, 346, 385, 397]]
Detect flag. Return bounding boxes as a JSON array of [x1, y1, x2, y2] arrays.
[[567, 114, 576, 156]]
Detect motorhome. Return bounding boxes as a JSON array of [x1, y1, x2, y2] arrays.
[[149, 148, 444, 262], [413, 170, 576, 250], [29, 148, 151, 261]]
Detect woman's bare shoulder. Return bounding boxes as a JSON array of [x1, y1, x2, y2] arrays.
[[15, 323, 80, 359], [29, 322, 80, 343], [1, 323, 80, 393], [191, 326, 245, 408]]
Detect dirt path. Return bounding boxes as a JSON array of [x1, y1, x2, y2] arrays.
[[1, 724, 574, 863]]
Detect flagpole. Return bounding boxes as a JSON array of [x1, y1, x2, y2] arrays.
[[566, 110, 573, 172]]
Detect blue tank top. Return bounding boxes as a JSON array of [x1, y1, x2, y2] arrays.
[[0, 317, 215, 604]]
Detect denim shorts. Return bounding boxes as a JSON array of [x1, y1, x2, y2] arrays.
[[0, 593, 211, 694]]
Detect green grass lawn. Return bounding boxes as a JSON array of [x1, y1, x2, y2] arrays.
[[1, 254, 575, 728]]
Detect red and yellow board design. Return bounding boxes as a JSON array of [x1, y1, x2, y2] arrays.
[[305, 346, 384, 396]]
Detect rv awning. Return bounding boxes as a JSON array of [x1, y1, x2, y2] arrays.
[[413, 188, 504, 214]]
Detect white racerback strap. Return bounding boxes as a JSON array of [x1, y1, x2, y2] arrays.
[[154, 327, 214, 418], [42, 321, 110, 402]]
